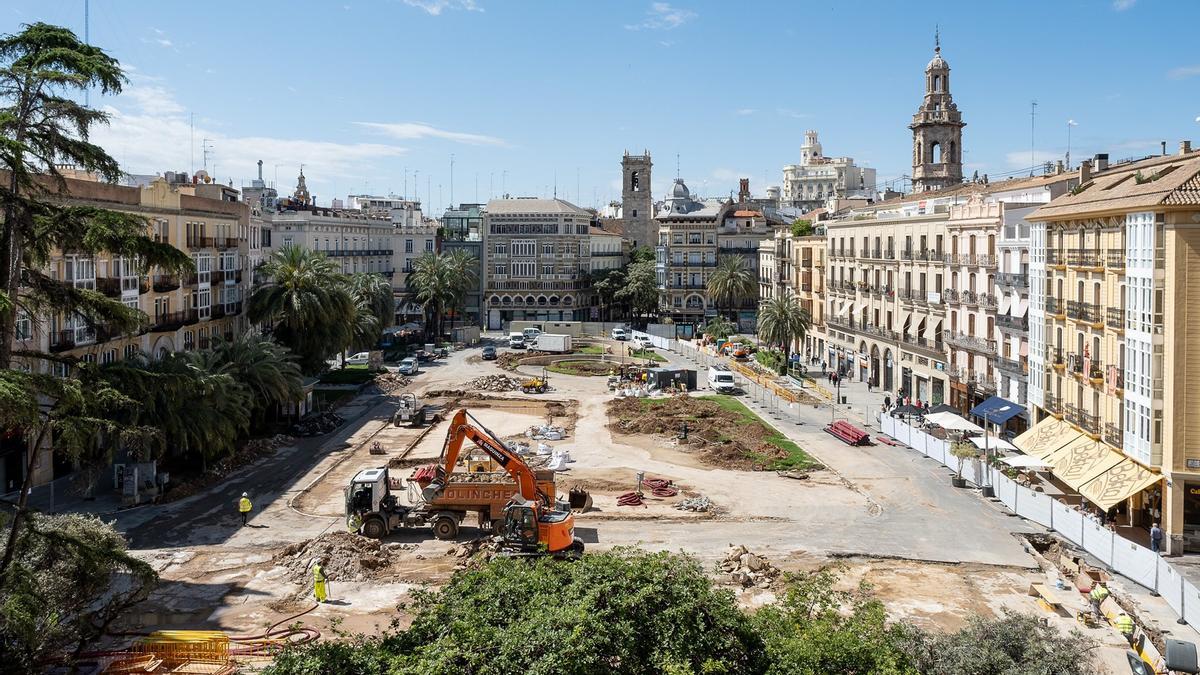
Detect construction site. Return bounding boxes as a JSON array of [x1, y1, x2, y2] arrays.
[[86, 333, 1193, 674]]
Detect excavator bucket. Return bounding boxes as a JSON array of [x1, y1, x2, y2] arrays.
[[568, 486, 592, 512]]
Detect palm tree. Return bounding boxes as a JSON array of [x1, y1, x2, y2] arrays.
[[193, 334, 303, 426], [407, 251, 478, 339], [344, 272, 394, 354], [701, 315, 735, 341], [443, 249, 479, 330], [756, 290, 811, 371], [246, 245, 354, 373], [706, 256, 757, 326]]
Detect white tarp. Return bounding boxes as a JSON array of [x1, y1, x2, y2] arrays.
[[1052, 500, 1084, 546], [1082, 519, 1114, 564], [924, 411, 984, 432], [1000, 454, 1052, 469], [1184, 580, 1200, 628], [1159, 558, 1185, 617], [995, 473, 1018, 511], [973, 435, 1018, 452]]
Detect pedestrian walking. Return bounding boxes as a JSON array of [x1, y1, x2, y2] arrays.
[[238, 492, 252, 526], [313, 559, 329, 603], [884, 395, 892, 410], [1151, 522, 1164, 553]]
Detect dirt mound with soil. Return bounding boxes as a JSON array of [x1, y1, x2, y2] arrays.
[[274, 531, 411, 582], [465, 374, 523, 391], [606, 397, 790, 471], [496, 350, 550, 370]]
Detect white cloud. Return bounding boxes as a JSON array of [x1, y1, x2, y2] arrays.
[[1168, 64, 1200, 80], [90, 83, 406, 186], [145, 27, 175, 49], [735, 108, 756, 116], [1005, 150, 1061, 168], [356, 121, 508, 147], [626, 3, 696, 31], [1112, 0, 1136, 9], [402, 0, 483, 16], [776, 108, 810, 119]]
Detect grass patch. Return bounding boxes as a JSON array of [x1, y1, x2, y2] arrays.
[[629, 349, 666, 362], [318, 368, 376, 385], [546, 360, 612, 377], [577, 345, 606, 355], [698, 395, 817, 470]]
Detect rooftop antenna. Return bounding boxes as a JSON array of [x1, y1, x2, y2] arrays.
[[1030, 100, 1038, 176], [201, 138, 213, 172], [449, 153, 455, 206], [676, 153, 681, 179], [189, 113, 195, 175], [553, 169, 557, 199]]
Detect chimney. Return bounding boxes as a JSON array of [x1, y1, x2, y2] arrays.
[[1055, 160, 1065, 175], [1079, 159, 1092, 184], [1181, 140, 1193, 155], [257, 159, 263, 181], [1161, 141, 1167, 155], [1093, 154, 1109, 172]]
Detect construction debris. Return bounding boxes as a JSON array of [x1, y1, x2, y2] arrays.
[[719, 545, 781, 588], [675, 495, 713, 512], [527, 424, 566, 440], [275, 531, 400, 583], [466, 374, 524, 392], [374, 372, 412, 393]]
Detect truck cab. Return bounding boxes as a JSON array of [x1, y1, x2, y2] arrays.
[[508, 332, 526, 349], [708, 365, 737, 394]]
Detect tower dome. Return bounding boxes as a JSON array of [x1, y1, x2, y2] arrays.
[[671, 178, 690, 199]]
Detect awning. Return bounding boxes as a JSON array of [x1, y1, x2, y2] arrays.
[[924, 410, 984, 432], [1078, 460, 1162, 511], [971, 435, 1017, 452], [1013, 416, 1080, 459], [1043, 437, 1124, 492], [1000, 454, 1052, 469], [925, 322, 942, 339], [1012, 300, 1028, 318], [835, 302, 850, 318], [970, 396, 1026, 425]]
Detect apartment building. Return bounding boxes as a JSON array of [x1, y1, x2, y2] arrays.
[[1026, 145, 1200, 553], [482, 197, 597, 329], [588, 225, 626, 274], [5, 173, 250, 491], [781, 130, 876, 211], [758, 227, 826, 358]]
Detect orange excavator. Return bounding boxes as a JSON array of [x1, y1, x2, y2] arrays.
[[433, 408, 584, 557]]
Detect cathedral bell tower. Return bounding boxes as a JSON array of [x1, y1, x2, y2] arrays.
[[909, 33, 965, 193], [621, 150, 653, 249]]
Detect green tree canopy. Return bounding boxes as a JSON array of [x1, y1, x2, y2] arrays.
[[707, 255, 756, 321], [615, 259, 659, 322], [629, 245, 656, 264], [407, 250, 478, 339], [790, 219, 813, 237], [756, 290, 810, 367]]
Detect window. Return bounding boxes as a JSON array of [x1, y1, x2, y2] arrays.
[[512, 240, 536, 257], [542, 243, 554, 255], [15, 311, 32, 341], [542, 264, 553, 275], [425, 240, 434, 252], [495, 264, 508, 275], [495, 243, 508, 255], [123, 344, 139, 360], [512, 261, 536, 278]]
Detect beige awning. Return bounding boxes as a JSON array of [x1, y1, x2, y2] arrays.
[[1043, 437, 1124, 492], [1013, 416, 1080, 459], [1079, 460, 1162, 511]]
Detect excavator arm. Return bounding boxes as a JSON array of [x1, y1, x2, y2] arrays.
[[439, 408, 543, 503]]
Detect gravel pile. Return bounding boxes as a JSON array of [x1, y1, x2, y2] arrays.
[[466, 374, 524, 392], [675, 495, 712, 512], [374, 373, 412, 393], [275, 531, 395, 582], [719, 545, 781, 589]]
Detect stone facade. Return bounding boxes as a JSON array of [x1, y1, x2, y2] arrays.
[[781, 131, 876, 211], [620, 151, 655, 250], [910, 40, 965, 193]]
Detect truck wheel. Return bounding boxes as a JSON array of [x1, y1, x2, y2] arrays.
[[362, 517, 386, 539], [432, 516, 459, 540]]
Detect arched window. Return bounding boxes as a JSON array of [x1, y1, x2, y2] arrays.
[[630, 170, 640, 192], [933, 75, 941, 92], [931, 142, 942, 164]]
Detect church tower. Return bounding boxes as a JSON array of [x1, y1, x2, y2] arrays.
[[909, 33, 965, 193], [621, 151, 653, 249]]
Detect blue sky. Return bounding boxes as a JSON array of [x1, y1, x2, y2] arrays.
[[5, 0, 1199, 214]]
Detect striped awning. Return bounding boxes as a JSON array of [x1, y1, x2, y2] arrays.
[[1013, 416, 1079, 458]]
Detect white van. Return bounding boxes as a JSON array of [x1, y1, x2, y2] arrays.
[[708, 365, 736, 393], [522, 327, 542, 341], [508, 332, 526, 349], [611, 327, 629, 341]]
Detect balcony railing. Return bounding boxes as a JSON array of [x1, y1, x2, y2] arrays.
[[151, 310, 197, 332], [1106, 307, 1125, 330], [996, 313, 1029, 332], [1067, 250, 1101, 269], [1104, 423, 1123, 448], [1109, 368, 1125, 392], [152, 275, 180, 292], [1106, 249, 1125, 270], [1050, 347, 1065, 368], [186, 236, 214, 249], [324, 248, 396, 257], [1047, 249, 1065, 267], [996, 272, 1029, 288], [1043, 393, 1062, 416], [1066, 300, 1100, 323], [943, 330, 997, 356], [1046, 296, 1064, 316], [49, 328, 95, 352], [994, 355, 1025, 375], [1065, 404, 1101, 435], [96, 277, 123, 297], [214, 269, 244, 284], [900, 333, 945, 357]]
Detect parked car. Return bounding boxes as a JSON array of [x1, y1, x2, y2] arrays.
[[398, 357, 420, 375], [345, 351, 370, 366], [522, 327, 542, 341], [611, 327, 630, 341], [481, 345, 497, 360]]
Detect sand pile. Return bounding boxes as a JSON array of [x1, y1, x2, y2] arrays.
[[275, 531, 399, 582]]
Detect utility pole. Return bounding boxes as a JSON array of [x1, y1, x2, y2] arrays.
[[1066, 119, 1078, 170], [1030, 100, 1038, 176]]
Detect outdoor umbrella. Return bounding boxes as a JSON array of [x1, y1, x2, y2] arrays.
[[926, 403, 957, 414], [892, 404, 923, 416], [969, 435, 1017, 452], [999, 454, 1052, 470], [923, 411, 984, 433]]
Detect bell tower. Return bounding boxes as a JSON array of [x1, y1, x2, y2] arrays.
[[909, 32, 965, 193], [621, 150, 653, 249]]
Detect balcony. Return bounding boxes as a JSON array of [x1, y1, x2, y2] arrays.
[[1047, 249, 1066, 269], [1067, 250, 1102, 270], [151, 310, 197, 332], [214, 237, 240, 250], [994, 354, 1026, 375], [996, 272, 1029, 289], [969, 374, 998, 395], [977, 254, 998, 269], [1110, 368, 1125, 395], [186, 236, 214, 249], [1106, 307, 1125, 332], [1050, 347, 1065, 370], [996, 313, 1029, 332], [211, 304, 226, 320], [96, 277, 123, 297], [942, 288, 959, 304], [152, 275, 180, 292], [1046, 296, 1065, 319], [214, 269, 244, 284], [1104, 423, 1123, 449], [900, 249, 913, 260], [899, 332, 945, 358], [324, 248, 396, 257], [1044, 393, 1062, 417], [1065, 404, 1101, 436], [49, 328, 94, 352], [943, 330, 997, 356], [491, 280, 589, 291], [1066, 300, 1101, 325], [1106, 249, 1125, 270]]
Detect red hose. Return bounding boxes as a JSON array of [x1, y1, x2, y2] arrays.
[[617, 492, 645, 506], [643, 478, 678, 497]]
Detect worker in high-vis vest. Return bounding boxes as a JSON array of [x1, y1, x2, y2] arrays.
[[1114, 613, 1135, 642], [347, 512, 363, 534], [313, 560, 328, 603], [238, 492, 252, 526], [1089, 581, 1109, 620]]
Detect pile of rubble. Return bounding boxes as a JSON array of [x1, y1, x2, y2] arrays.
[[445, 538, 501, 569], [675, 495, 713, 513], [275, 531, 399, 582], [466, 374, 523, 392], [719, 545, 781, 589], [374, 373, 412, 393]]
